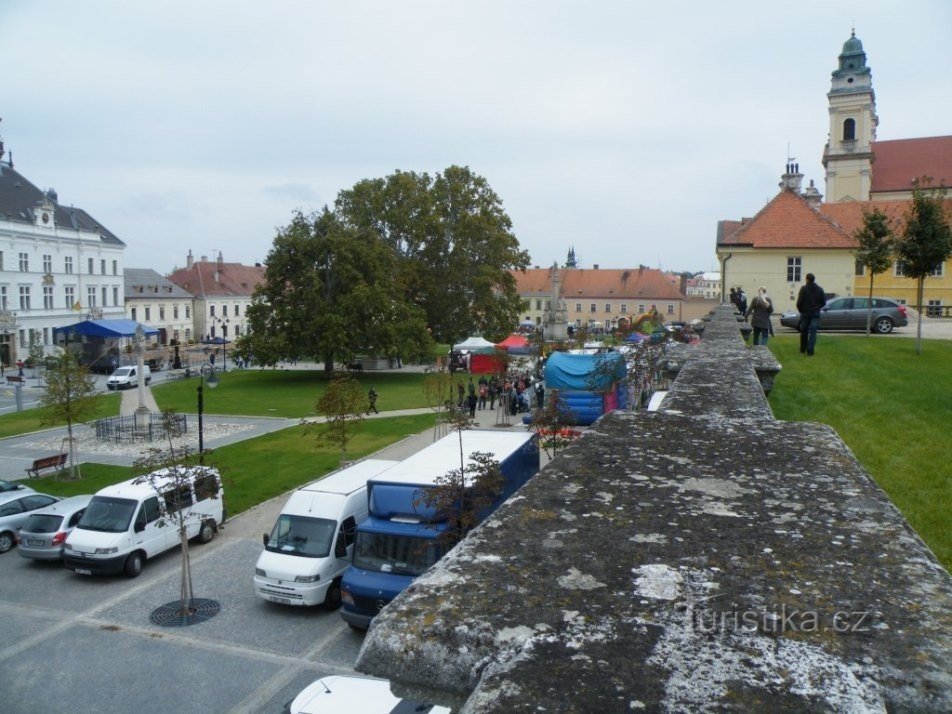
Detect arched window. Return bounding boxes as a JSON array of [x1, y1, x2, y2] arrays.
[[843, 118, 856, 141]]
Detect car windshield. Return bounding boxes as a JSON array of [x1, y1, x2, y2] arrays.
[[22, 513, 64, 533], [0, 479, 22, 493], [353, 532, 442, 576], [77, 497, 137, 533], [112, 368, 133, 377], [265, 515, 336, 558]]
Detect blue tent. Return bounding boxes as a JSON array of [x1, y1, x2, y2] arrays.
[[54, 319, 159, 339], [544, 351, 625, 391], [543, 351, 627, 426]]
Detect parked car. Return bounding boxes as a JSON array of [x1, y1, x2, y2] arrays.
[[0, 491, 61, 554], [780, 297, 908, 334], [0, 478, 35, 494], [285, 675, 450, 714], [17, 495, 93, 561]]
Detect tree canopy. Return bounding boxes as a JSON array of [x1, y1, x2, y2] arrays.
[[244, 208, 432, 371], [896, 179, 952, 353], [335, 166, 530, 344], [853, 207, 895, 335], [247, 167, 528, 367]]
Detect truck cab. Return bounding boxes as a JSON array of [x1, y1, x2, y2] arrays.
[[341, 430, 538, 629]]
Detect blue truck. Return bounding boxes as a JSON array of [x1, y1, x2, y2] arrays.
[[340, 430, 539, 629]]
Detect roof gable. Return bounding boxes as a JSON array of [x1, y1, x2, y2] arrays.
[[722, 189, 855, 249], [167, 261, 265, 298]]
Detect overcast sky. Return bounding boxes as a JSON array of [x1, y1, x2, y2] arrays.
[[3, 1, 950, 275]]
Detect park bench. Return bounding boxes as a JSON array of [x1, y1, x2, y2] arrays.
[[5, 375, 24, 385], [26, 453, 68, 478]]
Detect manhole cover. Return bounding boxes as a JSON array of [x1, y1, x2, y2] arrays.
[[149, 598, 221, 627]]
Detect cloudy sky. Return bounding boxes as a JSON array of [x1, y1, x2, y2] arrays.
[[3, 1, 950, 275]]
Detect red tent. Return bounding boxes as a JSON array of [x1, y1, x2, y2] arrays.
[[496, 334, 530, 354], [470, 353, 506, 374]]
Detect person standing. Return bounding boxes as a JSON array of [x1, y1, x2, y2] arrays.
[[796, 273, 826, 356], [745, 287, 774, 346], [736, 287, 748, 316]]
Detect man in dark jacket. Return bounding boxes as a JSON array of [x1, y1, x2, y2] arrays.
[[796, 273, 826, 356]]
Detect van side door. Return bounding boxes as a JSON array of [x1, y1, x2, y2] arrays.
[[333, 516, 359, 572], [133, 496, 167, 556]]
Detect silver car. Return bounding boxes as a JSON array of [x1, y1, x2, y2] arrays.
[[780, 297, 908, 334], [0, 478, 35, 494], [0, 491, 61, 554], [17, 495, 93, 561]]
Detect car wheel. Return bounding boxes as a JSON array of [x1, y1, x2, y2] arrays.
[[0, 531, 14, 554], [197, 520, 216, 544], [123, 551, 143, 578], [323, 578, 343, 610], [874, 316, 894, 334]]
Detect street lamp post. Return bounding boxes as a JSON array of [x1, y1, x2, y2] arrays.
[[197, 363, 219, 464]]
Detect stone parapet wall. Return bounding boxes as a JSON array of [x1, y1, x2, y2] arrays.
[[357, 306, 952, 712]]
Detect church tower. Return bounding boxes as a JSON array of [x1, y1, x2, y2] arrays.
[[822, 30, 878, 202]]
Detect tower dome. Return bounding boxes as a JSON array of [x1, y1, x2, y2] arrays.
[[841, 30, 864, 56]]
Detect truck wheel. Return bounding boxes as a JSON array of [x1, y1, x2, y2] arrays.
[[197, 520, 216, 544], [123, 551, 143, 578], [323, 579, 342, 610]]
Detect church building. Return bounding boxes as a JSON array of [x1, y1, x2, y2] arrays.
[[717, 31, 952, 314]]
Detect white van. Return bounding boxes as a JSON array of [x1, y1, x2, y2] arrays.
[[63, 466, 224, 578], [253, 459, 397, 609], [106, 364, 152, 390]]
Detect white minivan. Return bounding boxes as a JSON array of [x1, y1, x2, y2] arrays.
[[106, 364, 152, 390], [63, 466, 224, 578], [254, 459, 397, 609]]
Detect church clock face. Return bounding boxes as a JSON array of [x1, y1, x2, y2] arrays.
[[41, 211, 50, 224]]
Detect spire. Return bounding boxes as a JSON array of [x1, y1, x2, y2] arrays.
[[565, 246, 577, 269], [830, 28, 872, 95]]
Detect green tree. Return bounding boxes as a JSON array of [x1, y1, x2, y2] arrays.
[[336, 166, 530, 343], [853, 208, 895, 335], [132, 414, 222, 615], [38, 351, 98, 480], [896, 178, 952, 354], [313, 372, 366, 465], [415, 395, 503, 548], [245, 208, 432, 371]]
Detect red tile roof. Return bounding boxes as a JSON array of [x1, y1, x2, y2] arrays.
[[720, 190, 952, 250], [822, 197, 952, 236], [871, 136, 952, 194], [513, 267, 684, 300], [720, 189, 856, 249], [167, 260, 265, 298]]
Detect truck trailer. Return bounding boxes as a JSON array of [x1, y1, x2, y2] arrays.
[[340, 430, 539, 629]]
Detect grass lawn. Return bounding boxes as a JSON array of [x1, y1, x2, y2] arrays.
[[150, 369, 437, 417], [767, 334, 951, 568], [30, 413, 437, 517], [0, 392, 120, 439]]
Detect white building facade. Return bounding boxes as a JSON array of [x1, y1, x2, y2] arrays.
[[0, 148, 125, 367]]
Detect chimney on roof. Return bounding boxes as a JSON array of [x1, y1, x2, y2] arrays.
[[186, 250, 194, 269], [217, 251, 224, 272], [801, 179, 823, 210], [593, 264, 599, 270], [780, 160, 803, 192]]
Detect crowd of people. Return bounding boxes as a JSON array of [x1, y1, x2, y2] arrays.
[[454, 371, 544, 418]]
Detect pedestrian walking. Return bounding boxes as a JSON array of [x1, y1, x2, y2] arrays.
[[736, 287, 748, 316], [368, 387, 379, 414], [745, 287, 774, 346], [796, 273, 826, 356], [467, 391, 477, 418]]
